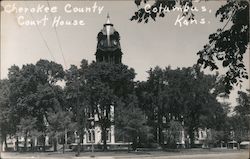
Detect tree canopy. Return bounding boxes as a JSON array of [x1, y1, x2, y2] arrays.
[[0, 58, 247, 151], [136, 65, 227, 147], [131, 0, 249, 94]]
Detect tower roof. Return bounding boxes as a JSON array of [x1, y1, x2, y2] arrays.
[[104, 14, 113, 47], [100, 13, 116, 36], [97, 14, 121, 51], [106, 13, 111, 24], [104, 13, 113, 27]]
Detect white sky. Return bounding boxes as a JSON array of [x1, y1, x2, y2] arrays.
[[1, 1, 249, 108]]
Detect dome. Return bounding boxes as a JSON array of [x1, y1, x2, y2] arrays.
[[100, 26, 116, 36]]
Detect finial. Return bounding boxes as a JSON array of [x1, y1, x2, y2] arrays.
[[106, 13, 111, 24]]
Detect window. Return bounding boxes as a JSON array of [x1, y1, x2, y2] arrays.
[[200, 131, 203, 138], [162, 116, 166, 123], [87, 130, 95, 143], [101, 129, 111, 143]]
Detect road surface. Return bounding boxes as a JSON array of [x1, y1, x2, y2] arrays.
[[1, 150, 248, 159]]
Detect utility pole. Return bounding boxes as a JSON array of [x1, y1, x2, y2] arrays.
[[157, 77, 163, 146], [75, 77, 81, 157], [248, 43, 250, 159], [88, 117, 95, 158], [248, 115, 250, 159], [0, 132, 2, 159], [248, 132, 250, 159], [77, 79, 80, 156]]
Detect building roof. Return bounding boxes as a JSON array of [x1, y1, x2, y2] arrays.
[[240, 141, 250, 145]]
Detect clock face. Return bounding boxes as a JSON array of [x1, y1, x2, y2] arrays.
[[100, 41, 104, 46], [113, 40, 117, 46]]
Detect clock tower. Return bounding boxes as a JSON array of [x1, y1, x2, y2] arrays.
[[95, 14, 122, 64]]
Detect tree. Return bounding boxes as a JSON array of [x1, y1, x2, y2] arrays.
[[137, 65, 225, 147], [115, 95, 152, 151], [178, 66, 224, 147], [16, 116, 37, 152], [229, 115, 249, 149], [64, 60, 89, 153], [47, 110, 75, 153], [165, 121, 183, 149], [230, 90, 250, 149], [7, 59, 65, 152], [36, 59, 65, 85], [235, 90, 250, 115], [8, 65, 26, 151], [131, 0, 249, 93], [197, 1, 249, 94], [34, 60, 65, 152], [84, 62, 136, 151], [0, 79, 12, 150], [146, 66, 166, 145]]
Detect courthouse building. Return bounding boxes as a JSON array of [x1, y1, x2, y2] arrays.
[[81, 14, 122, 147]]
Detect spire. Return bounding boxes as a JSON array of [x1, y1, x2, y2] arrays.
[[104, 13, 113, 26], [105, 13, 112, 46]]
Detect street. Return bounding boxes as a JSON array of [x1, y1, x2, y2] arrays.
[[1, 150, 248, 159]]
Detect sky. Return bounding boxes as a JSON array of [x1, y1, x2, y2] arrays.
[[1, 1, 249, 108]]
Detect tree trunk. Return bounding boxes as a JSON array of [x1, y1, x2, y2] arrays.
[[62, 134, 65, 153], [76, 142, 80, 156], [237, 142, 240, 150], [53, 137, 57, 152], [132, 136, 138, 151], [24, 132, 27, 152], [63, 144, 65, 153], [154, 125, 158, 143], [16, 136, 19, 152], [127, 142, 130, 152], [80, 133, 84, 152], [63, 130, 67, 153], [101, 127, 107, 151], [42, 135, 46, 152], [157, 78, 163, 146], [189, 130, 195, 148], [30, 138, 34, 152], [4, 135, 8, 150], [157, 114, 163, 145]]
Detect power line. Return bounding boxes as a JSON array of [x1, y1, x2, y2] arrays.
[[46, 0, 68, 70], [24, 2, 56, 62]]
